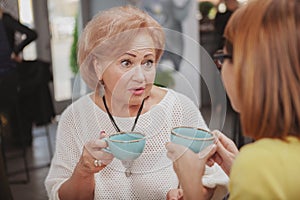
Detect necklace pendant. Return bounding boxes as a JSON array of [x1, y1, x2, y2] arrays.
[[125, 168, 132, 177], [122, 160, 133, 177]]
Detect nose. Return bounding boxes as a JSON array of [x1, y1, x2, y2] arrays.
[[132, 65, 145, 82]]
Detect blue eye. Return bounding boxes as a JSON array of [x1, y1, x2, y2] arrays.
[[121, 60, 132, 68], [143, 60, 154, 69]]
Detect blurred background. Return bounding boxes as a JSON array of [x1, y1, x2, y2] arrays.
[[1, 0, 250, 199]]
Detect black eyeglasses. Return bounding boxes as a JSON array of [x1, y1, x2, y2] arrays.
[[213, 51, 232, 71]]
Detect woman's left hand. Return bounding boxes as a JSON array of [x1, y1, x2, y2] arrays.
[[166, 143, 217, 200]]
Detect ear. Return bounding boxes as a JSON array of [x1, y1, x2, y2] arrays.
[[93, 56, 103, 81]]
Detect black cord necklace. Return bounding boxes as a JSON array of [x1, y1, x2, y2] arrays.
[[102, 96, 145, 132]]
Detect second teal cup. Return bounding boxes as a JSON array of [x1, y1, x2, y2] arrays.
[[171, 126, 215, 153], [103, 132, 146, 161]]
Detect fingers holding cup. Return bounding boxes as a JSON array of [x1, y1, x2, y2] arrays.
[[166, 142, 188, 162]]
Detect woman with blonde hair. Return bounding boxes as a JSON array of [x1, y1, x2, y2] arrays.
[[166, 0, 300, 199], [45, 5, 228, 200]]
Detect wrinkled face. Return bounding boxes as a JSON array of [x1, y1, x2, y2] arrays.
[[221, 48, 240, 112], [101, 32, 157, 105]]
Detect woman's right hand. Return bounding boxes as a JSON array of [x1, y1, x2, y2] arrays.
[[76, 131, 114, 176], [58, 131, 114, 199], [210, 130, 239, 176]]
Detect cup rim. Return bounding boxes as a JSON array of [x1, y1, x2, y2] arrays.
[[109, 131, 146, 143], [171, 126, 215, 141]]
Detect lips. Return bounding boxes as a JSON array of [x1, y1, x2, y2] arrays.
[[129, 87, 145, 95]]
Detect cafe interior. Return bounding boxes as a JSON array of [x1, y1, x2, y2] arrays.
[[0, 0, 250, 199]]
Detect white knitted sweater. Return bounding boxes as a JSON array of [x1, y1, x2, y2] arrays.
[[45, 89, 228, 199]]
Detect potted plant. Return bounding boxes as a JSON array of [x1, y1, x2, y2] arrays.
[[70, 17, 79, 75], [154, 68, 175, 88]]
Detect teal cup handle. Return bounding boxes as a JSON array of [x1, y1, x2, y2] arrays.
[[100, 138, 112, 154]]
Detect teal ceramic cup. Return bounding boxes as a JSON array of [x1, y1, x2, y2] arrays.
[[102, 132, 146, 161], [171, 126, 215, 153]]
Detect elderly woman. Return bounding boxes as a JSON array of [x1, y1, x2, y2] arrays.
[[166, 0, 300, 199], [45, 5, 228, 200]]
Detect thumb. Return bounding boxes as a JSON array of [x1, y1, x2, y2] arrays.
[[198, 144, 217, 160]]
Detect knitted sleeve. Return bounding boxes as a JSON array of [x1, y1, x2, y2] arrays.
[[45, 105, 82, 200]]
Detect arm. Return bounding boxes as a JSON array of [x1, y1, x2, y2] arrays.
[[58, 156, 97, 200], [174, 93, 213, 199], [166, 143, 217, 200], [58, 135, 110, 200], [45, 109, 113, 200], [4, 13, 37, 55], [176, 94, 230, 199]]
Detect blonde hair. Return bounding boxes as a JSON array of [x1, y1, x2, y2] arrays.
[[77, 5, 165, 89], [224, 0, 300, 140]]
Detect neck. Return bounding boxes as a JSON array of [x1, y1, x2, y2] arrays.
[[98, 94, 146, 117], [101, 94, 146, 132], [112, 99, 142, 117]]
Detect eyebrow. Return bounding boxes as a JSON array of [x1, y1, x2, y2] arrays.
[[124, 52, 136, 57], [123, 52, 154, 58]]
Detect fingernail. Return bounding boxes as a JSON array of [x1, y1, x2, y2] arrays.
[[99, 130, 105, 137], [213, 130, 219, 137]]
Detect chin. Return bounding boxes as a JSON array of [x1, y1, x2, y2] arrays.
[[129, 94, 147, 104], [231, 102, 241, 113]]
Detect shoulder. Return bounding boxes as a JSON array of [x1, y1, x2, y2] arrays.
[[229, 139, 297, 199], [229, 143, 267, 198], [234, 137, 300, 173], [166, 89, 204, 121], [164, 88, 197, 105], [232, 140, 277, 172], [151, 87, 200, 114], [230, 140, 281, 185], [157, 88, 199, 111], [237, 138, 298, 160], [59, 94, 93, 122]]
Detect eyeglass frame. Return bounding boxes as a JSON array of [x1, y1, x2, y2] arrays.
[[213, 52, 233, 71]]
